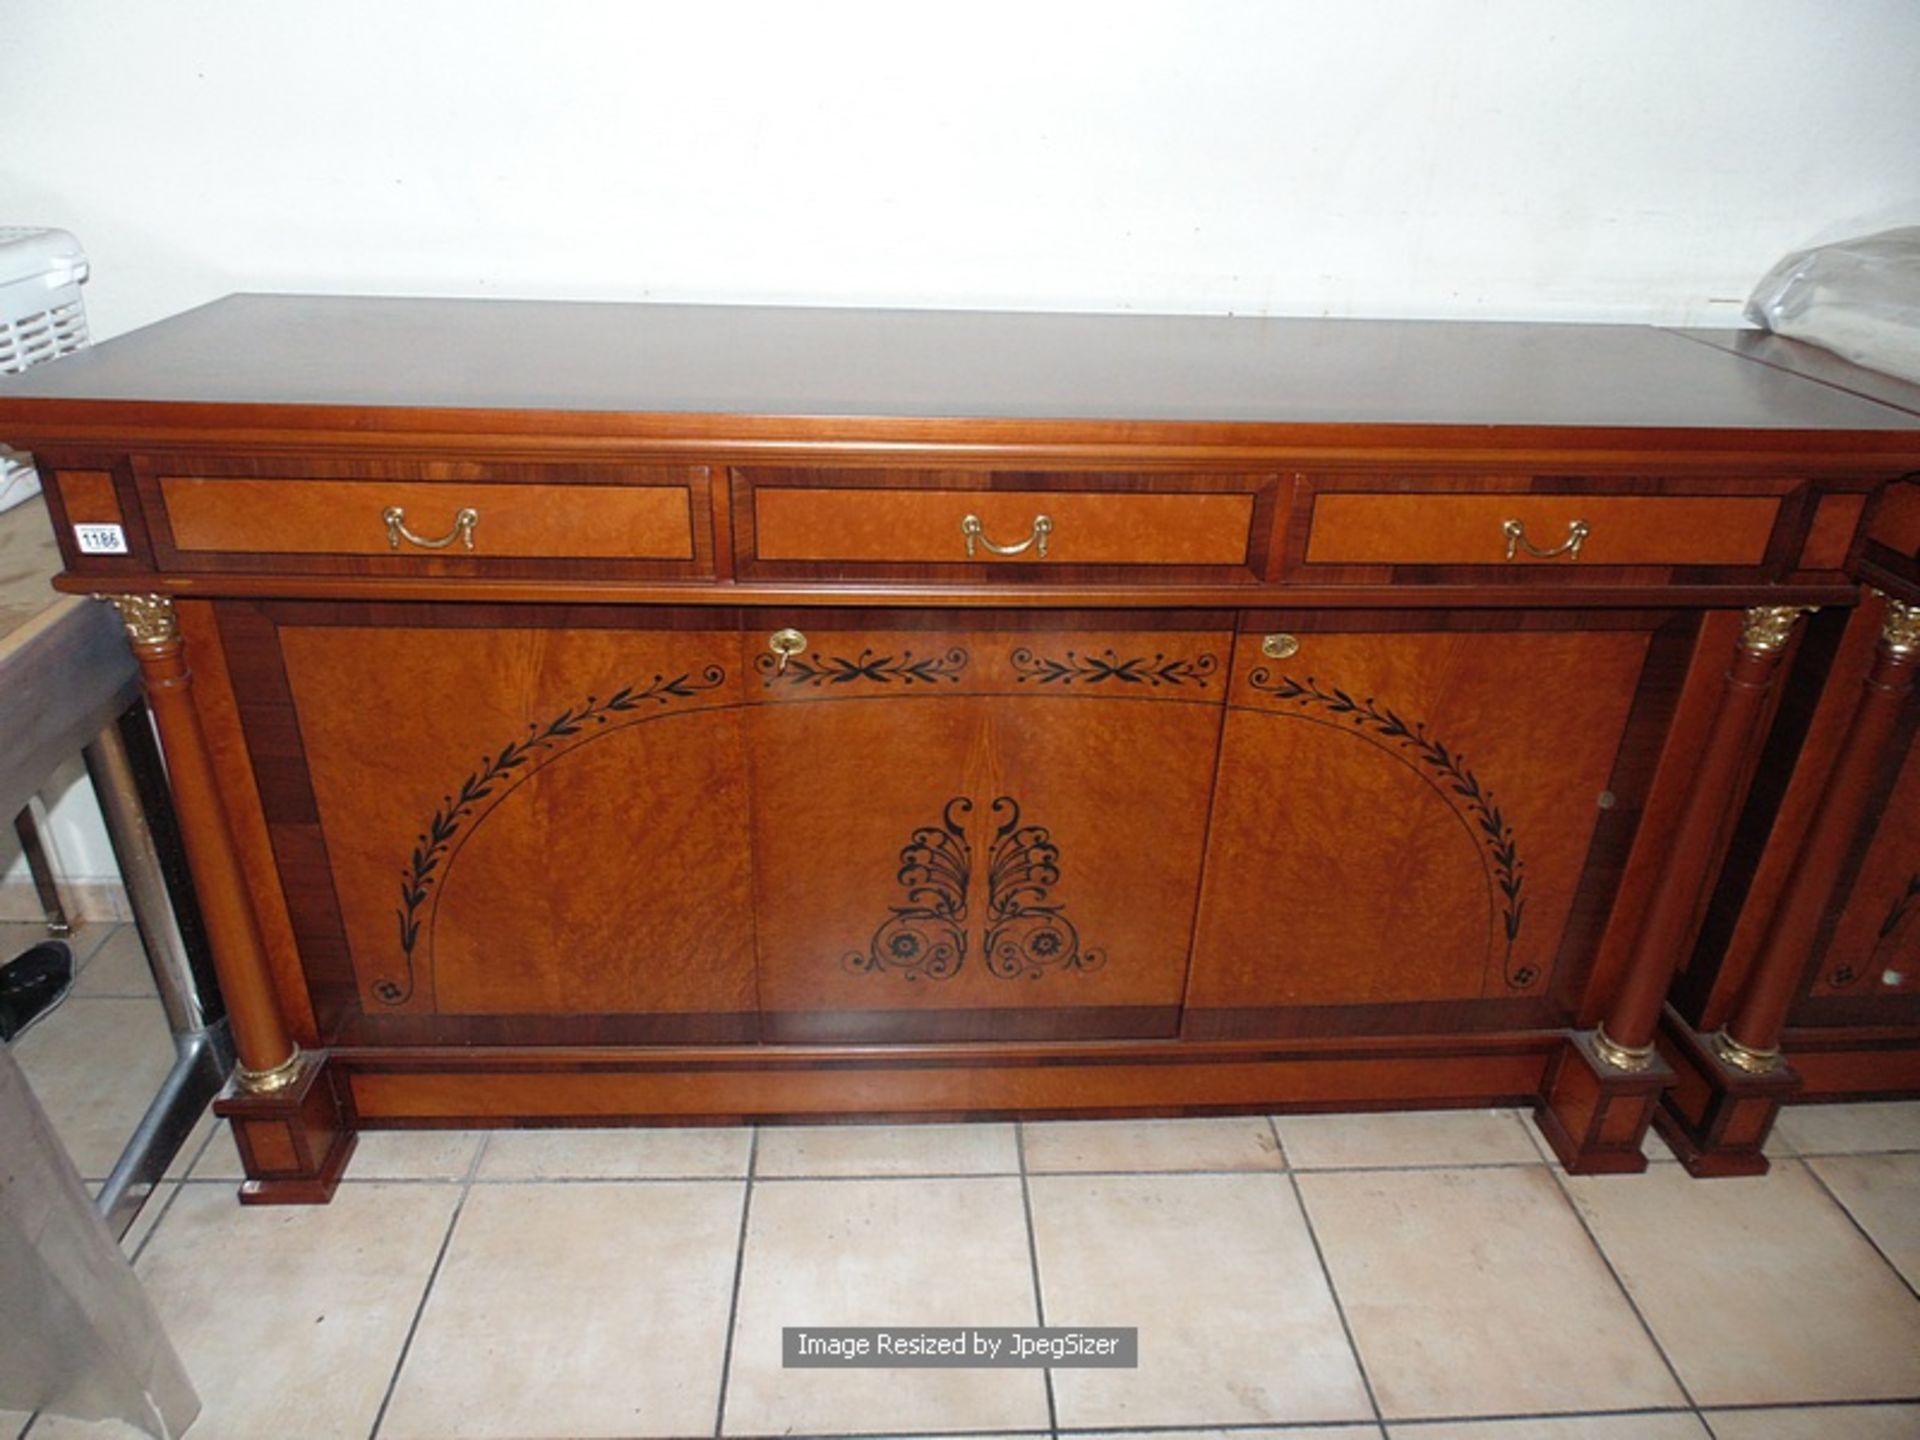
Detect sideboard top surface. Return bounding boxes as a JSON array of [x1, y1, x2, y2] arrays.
[[4, 294, 1920, 440], [1668, 326, 1920, 421]]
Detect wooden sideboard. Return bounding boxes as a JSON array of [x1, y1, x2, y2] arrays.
[[4, 297, 1918, 1201]]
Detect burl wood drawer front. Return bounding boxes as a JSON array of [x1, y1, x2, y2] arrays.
[[141, 462, 713, 577], [737, 469, 1278, 581], [1296, 479, 1795, 573]]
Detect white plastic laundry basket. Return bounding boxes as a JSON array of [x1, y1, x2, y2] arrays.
[[0, 227, 91, 511]]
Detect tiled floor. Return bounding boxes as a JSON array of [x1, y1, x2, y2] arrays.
[[7, 923, 1920, 1440]]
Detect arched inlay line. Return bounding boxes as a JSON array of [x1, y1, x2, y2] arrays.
[[381, 657, 1522, 1007], [1833, 868, 1920, 988], [381, 670, 1207, 1007], [1244, 668, 1531, 989], [382, 666, 726, 1005]]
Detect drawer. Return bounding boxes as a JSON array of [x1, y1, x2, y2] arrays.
[[137, 462, 714, 577], [1297, 481, 1794, 571], [737, 469, 1278, 581]]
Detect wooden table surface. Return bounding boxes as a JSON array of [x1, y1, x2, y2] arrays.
[[0, 490, 137, 831], [0, 494, 69, 645]]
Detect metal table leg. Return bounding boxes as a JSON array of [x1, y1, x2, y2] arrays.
[[84, 705, 232, 1240]]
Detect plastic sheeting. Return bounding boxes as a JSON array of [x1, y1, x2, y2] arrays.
[[0, 1043, 196, 1437], [1747, 227, 1920, 387]]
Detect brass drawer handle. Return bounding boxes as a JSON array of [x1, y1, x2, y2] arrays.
[[961, 512, 1052, 559], [768, 627, 807, 674], [384, 505, 478, 551], [1503, 517, 1589, 562]]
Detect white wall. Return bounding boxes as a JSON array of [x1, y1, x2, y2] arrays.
[[2, 0, 1917, 903], [4, 0, 1919, 345]]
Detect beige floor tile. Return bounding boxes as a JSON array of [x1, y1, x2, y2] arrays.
[[754, 1121, 1018, 1176], [118, 1179, 176, 1257], [0, 1410, 26, 1439], [1565, 1161, 1920, 1405], [1638, 1120, 1788, 1168], [163, 1106, 219, 1180], [1033, 1172, 1370, 1428], [476, 1124, 751, 1180], [1773, 1101, 1920, 1155], [23, 1415, 154, 1438], [383, 1181, 743, 1438], [0, 918, 109, 967], [1704, 1403, 1920, 1439], [15, 996, 177, 1180], [1302, 1167, 1682, 1419], [1274, 1108, 1541, 1169], [77, 922, 117, 963], [723, 1177, 1046, 1436], [190, 1124, 483, 1180], [1021, 1116, 1284, 1172], [70, 926, 156, 998], [1385, 1416, 1707, 1439], [133, 1182, 457, 1440], [0, 918, 53, 955], [342, 1129, 485, 1179], [1639, 1123, 1683, 1164], [185, 1120, 241, 1179], [1087, 1430, 1385, 1440], [1804, 1154, 1920, 1290]]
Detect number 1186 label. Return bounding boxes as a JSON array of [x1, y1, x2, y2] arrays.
[[74, 523, 129, 555]]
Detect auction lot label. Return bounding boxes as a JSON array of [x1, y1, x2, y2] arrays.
[[783, 1326, 1137, 1368]]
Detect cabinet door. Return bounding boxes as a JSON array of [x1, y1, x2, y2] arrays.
[[743, 614, 1231, 1041], [1185, 616, 1660, 1037], [224, 603, 757, 1045]]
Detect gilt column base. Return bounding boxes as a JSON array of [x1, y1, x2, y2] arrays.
[[1536, 1029, 1674, 1174], [1652, 1006, 1802, 1178], [212, 1049, 357, 1204]]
